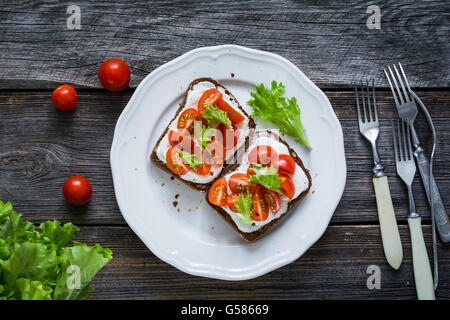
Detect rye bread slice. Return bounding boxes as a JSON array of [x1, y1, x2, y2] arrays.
[[205, 130, 312, 242], [150, 77, 256, 192]]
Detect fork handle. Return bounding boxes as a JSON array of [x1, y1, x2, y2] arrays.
[[408, 216, 435, 300], [414, 147, 450, 243], [373, 176, 403, 270]]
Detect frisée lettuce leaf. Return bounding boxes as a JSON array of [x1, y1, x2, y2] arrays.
[[247, 81, 310, 148]]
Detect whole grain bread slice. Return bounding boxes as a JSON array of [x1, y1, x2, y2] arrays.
[[150, 77, 256, 192], [205, 130, 312, 242]]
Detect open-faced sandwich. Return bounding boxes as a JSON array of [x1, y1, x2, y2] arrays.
[[151, 78, 255, 191], [205, 130, 312, 242]]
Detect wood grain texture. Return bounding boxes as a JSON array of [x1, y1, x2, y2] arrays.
[[72, 225, 449, 300], [0, 0, 448, 89], [0, 90, 448, 225]]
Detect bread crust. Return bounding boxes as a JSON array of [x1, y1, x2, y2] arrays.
[[150, 77, 256, 192], [205, 130, 312, 242]]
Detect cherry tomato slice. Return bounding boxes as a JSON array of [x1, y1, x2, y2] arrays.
[[279, 174, 295, 199], [226, 194, 239, 212], [177, 108, 201, 133], [52, 85, 78, 111], [220, 124, 238, 150], [217, 99, 245, 124], [251, 192, 269, 221], [275, 154, 296, 175], [246, 164, 256, 176], [168, 129, 196, 153], [208, 178, 228, 206], [98, 58, 130, 92], [261, 188, 281, 214], [203, 140, 224, 166], [166, 147, 189, 175], [228, 173, 258, 194], [248, 145, 279, 166], [63, 175, 92, 206], [198, 89, 223, 113], [195, 162, 211, 176]]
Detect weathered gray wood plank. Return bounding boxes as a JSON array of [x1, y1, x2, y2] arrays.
[[0, 90, 448, 225], [69, 225, 449, 300], [0, 0, 448, 89]]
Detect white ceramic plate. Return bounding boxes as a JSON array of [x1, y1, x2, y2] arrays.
[[110, 45, 346, 280]]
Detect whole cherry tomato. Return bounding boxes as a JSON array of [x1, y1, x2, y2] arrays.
[[98, 58, 130, 92], [63, 175, 92, 206], [51, 84, 78, 111]]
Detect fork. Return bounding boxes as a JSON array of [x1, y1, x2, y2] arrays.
[[392, 120, 435, 300], [355, 80, 403, 270], [385, 63, 450, 243]]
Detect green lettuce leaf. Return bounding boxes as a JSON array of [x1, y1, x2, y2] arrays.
[[16, 278, 52, 300], [234, 193, 253, 224], [247, 81, 310, 148], [201, 104, 232, 129], [0, 200, 112, 300], [248, 163, 285, 193], [53, 242, 112, 300]]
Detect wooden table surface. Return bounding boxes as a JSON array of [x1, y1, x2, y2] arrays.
[[0, 1, 449, 299]]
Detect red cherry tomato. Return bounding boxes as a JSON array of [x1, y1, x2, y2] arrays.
[[98, 58, 130, 92], [261, 188, 281, 213], [217, 99, 245, 124], [220, 124, 238, 150], [198, 89, 222, 113], [195, 162, 211, 176], [226, 194, 239, 212], [208, 178, 228, 206], [166, 147, 189, 175], [63, 175, 92, 206], [228, 173, 258, 194], [177, 108, 201, 133], [251, 192, 269, 221], [275, 154, 296, 175], [248, 145, 278, 166], [51, 85, 78, 111], [279, 174, 295, 199], [168, 130, 196, 153]]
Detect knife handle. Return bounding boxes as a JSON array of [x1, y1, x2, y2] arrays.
[[408, 216, 435, 300], [415, 149, 450, 243], [373, 176, 403, 270]]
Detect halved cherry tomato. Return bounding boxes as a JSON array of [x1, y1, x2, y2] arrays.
[[226, 194, 239, 212], [195, 162, 211, 176], [168, 129, 197, 154], [198, 89, 223, 113], [166, 147, 189, 175], [261, 188, 281, 214], [208, 178, 228, 206], [52, 84, 78, 111], [203, 140, 224, 166], [220, 124, 238, 150], [217, 99, 245, 124], [246, 164, 256, 176], [274, 154, 296, 175], [177, 108, 201, 133], [248, 145, 279, 166], [279, 174, 295, 199], [228, 173, 258, 194], [251, 192, 269, 221]]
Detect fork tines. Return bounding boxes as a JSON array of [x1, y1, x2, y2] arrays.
[[355, 80, 378, 125], [392, 120, 413, 164], [384, 63, 413, 105]]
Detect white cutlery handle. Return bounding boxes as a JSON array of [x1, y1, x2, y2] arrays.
[[408, 216, 435, 300], [373, 176, 403, 270]]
